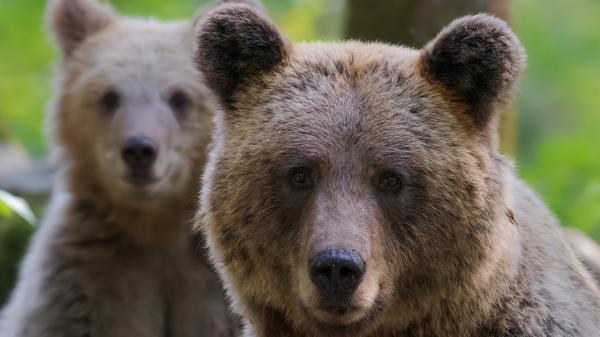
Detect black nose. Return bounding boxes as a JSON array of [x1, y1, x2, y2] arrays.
[[309, 249, 365, 304], [121, 136, 158, 172]]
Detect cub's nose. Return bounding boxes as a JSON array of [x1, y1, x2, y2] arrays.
[[309, 249, 365, 304], [121, 136, 158, 172]]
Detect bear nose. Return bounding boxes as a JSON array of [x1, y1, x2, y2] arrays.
[[309, 249, 365, 304], [121, 136, 158, 172]]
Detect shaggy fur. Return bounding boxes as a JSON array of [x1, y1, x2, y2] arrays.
[[0, 0, 247, 336], [194, 4, 600, 337], [565, 228, 600, 283]]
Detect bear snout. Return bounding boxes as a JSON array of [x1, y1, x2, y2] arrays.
[[121, 135, 159, 181], [308, 249, 365, 308]]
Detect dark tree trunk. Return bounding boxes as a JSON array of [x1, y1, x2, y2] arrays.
[[345, 0, 516, 154]]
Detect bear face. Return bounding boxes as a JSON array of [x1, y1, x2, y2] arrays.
[[195, 4, 524, 337], [47, 0, 214, 209]]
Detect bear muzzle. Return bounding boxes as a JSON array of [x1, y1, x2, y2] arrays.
[[121, 135, 159, 185], [308, 248, 365, 310]]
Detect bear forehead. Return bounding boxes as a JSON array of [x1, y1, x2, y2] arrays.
[[64, 19, 199, 91], [72, 19, 193, 72], [241, 42, 461, 154], [266, 42, 442, 121], [291, 42, 421, 72]]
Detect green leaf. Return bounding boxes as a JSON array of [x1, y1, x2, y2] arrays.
[[0, 190, 36, 226], [0, 198, 13, 217]]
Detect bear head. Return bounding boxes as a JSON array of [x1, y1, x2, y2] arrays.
[[195, 4, 524, 336], [46, 0, 215, 209]]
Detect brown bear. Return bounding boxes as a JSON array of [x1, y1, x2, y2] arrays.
[[193, 3, 600, 337], [0, 0, 254, 336]]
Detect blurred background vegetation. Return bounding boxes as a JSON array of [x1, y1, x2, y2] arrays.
[[1, 0, 599, 303]]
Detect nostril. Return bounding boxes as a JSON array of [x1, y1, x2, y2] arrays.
[[141, 147, 154, 157], [315, 266, 331, 278], [338, 266, 357, 281]]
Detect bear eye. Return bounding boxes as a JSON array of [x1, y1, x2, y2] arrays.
[[99, 89, 120, 113], [169, 90, 191, 114], [378, 172, 402, 192], [289, 167, 313, 189]]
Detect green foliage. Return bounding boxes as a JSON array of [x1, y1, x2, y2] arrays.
[[0, 0, 53, 155], [0, 202, 36, 305], [514, 0, 600, 239], [0, 190, 37, 225], [0, 199, 11, 218]]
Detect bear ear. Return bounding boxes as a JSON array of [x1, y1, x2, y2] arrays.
[[193, 0, 267, 26], [420, 14, 525, 130], [194, 3, 289, 108], [46, 0, 116, 57]]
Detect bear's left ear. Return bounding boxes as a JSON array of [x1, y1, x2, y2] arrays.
[[194, 3, 290, 109], [192, 0, 267, 26], [420, 14, 525, 130]]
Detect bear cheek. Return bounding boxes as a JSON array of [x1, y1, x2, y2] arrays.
[[65, 100, 104, 169], [225, 180, 299, 295]]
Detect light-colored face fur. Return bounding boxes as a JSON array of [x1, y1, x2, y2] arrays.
[[48, 0, 213, 209], [195, 4, 524, 337]]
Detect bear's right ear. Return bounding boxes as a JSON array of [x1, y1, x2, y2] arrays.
[[46, 0, 115, 57], [419, 14, 525, 131], [194, 3, 290, 108]]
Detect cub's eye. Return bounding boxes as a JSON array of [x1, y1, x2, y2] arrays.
[[378, 172, 402, 192], [169, 90, 191, 114], [100, 89, 120, 113], [289, 167, 313, 188]]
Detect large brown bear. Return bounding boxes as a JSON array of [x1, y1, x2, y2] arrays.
[[0, 0, 252, 336], [194, 3, 600, 337]]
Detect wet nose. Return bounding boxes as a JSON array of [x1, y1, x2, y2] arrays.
[[309, 249, 365, 304], [121, 136, 158, 172]]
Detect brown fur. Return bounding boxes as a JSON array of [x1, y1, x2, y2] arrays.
[[194, 4, 600, 337], [0, 0, 248, 336]]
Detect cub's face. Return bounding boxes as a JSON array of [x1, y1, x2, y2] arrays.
[[196, 4, 523, 336], [48, 0, 212, 205]]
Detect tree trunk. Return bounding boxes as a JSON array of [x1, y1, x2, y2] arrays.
[[345, 0, 516, 155]]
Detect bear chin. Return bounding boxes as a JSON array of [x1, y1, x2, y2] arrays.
[[298, 297, 386, 336]]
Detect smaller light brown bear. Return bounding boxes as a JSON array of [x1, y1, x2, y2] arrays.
[[194, 3, 600, 337], [0, 0, 253, 336]]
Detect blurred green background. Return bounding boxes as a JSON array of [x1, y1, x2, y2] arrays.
[[0, 0, 599, 304]]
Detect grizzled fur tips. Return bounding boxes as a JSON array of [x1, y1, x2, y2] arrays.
[[194, 4, 289, 108], [421, 14, 525, 129]]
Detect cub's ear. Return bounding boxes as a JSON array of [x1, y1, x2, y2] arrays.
[[420, 14, 525, 129], [194, 3, 289, 108], [46, 0, 115, 57]]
